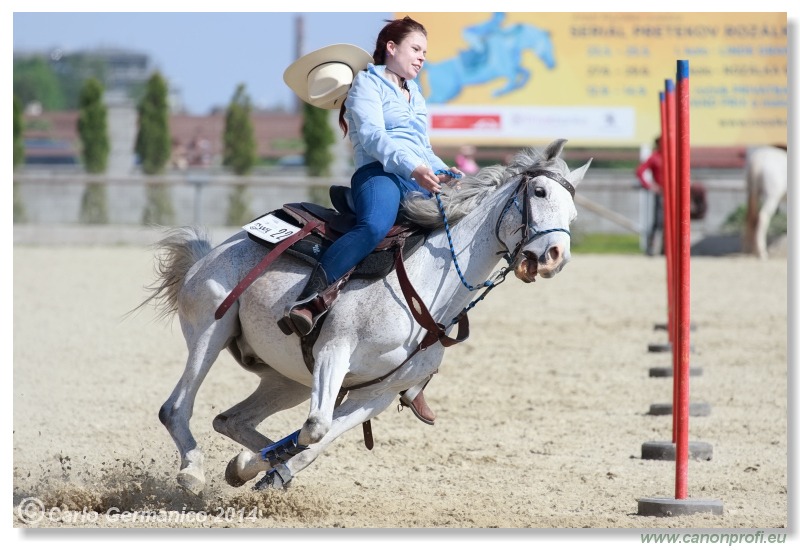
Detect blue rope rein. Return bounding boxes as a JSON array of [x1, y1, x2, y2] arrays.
[[433, 169, 496, 292], [433, 169, 511, 327]]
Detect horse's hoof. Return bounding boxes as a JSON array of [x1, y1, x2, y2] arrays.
[[254, 464, 293, 490], [177, 468, 205, 496], [225, 450, 260, 487]]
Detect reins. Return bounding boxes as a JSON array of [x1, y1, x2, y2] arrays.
[[341, 168, 576, 391]]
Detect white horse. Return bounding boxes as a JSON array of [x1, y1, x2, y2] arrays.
[[140, 139, 590, 494], [742, 145, 787, 259]]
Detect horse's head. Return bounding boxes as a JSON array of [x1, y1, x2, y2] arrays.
[[496, 139, 591, 282], [518, 24, 556, 70]]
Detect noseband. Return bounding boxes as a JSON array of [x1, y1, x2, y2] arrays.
[[495, 169, 575, 265]]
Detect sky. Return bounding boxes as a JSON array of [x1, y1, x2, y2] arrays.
[[12, 11, 392, 114], [9, 2, 798, 116]]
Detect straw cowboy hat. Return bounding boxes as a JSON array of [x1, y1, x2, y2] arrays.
[[283, 44, 372, 110]]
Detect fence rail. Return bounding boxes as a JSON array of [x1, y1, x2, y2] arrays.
[[13, 169, 746, 236]]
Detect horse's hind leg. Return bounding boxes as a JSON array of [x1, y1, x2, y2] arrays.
[[214, 367, 308, 452], [214, 368, 309, 487], [756, 189, 783, 260], [159, 313, 237, 496]]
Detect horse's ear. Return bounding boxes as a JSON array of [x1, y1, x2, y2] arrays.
[[568, 158, 592, 188], [544, 139, 568, 160]]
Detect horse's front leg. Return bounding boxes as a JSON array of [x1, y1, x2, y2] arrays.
[[298, 339, 351, 446], [493, 66, 530, 97]]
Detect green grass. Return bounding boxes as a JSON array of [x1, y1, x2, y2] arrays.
[[572, 233, 641, 254]]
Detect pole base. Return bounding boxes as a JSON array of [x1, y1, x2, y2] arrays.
[[637, 496, 723, 517], [649, 366, 703, 377], [647, 343, 696, 353], [648, 402, 711, 416], [641, 440, 713, 461], [653, 322, 697, 332]]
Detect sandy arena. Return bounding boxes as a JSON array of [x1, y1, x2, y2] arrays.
[[12, 237, 788, 532]]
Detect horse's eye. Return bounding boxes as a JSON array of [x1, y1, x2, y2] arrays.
[[534, 187, 547, 198]]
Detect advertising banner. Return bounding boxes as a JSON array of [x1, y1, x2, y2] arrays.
[[404, 12, 788, 147]]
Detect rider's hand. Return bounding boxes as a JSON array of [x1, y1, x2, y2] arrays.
[[437, 166, 464, 184], [411, 165, 442, 194]]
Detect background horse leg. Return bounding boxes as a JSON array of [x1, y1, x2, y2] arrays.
[[743, 165, 759, 255], [756, 188, 784, 260], [159, 313, 237, 496]]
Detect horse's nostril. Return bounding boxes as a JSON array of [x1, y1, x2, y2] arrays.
[[547, 246, 561, 263]]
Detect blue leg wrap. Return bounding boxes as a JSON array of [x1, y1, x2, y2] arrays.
[[259, 430, 307, 465]]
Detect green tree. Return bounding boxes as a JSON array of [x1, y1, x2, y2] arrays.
[[77, 78, 110, 224], [301, 102, 334, 177], [13, 57, 66, 111], [13, 96, 24, 170], [13, 96, 27, 223], [223, 83, 256, 225], [77, 78, 109, 173], [223, 83, 257, 175], [135, 72, 171, 175], [136, 72, 174, 225]]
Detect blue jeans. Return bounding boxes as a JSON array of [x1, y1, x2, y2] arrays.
[[320, 162, 430, 283]]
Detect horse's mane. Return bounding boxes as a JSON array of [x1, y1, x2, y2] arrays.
[[402, 146, 569, 229]]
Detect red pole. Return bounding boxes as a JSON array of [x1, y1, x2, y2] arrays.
[[663, 79, 678, 442], [675, 60, 691, 500], [658, 92, 674, 357]]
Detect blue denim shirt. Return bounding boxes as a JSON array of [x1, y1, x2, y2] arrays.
[[345, 63, 448, 181]]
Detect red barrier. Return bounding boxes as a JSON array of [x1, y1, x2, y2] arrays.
[[662, 79, 678, 442], [675, 60, 691, 500], [637, 60, 722, 516]]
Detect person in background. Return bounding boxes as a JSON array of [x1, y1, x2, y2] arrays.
[[636, 136, 664, 256], [455, 144, 480, 175], [282, 16, 463, 425]]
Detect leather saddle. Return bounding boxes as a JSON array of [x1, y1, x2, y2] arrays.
[[245, 186, 427, 279]]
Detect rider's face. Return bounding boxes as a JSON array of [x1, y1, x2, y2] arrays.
[[386, 31, 427, 81]]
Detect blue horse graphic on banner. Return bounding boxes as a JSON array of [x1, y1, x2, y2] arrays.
[[423, 13, 556, 104]]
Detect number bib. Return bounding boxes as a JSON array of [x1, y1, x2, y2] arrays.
[[243, 214, 301, 244]]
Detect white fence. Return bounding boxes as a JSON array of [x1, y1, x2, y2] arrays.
[[13, 168, 748, 238]]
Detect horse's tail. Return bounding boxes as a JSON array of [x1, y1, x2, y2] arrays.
[[131, 226, 213, 320]]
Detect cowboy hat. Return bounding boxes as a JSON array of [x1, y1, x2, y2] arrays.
[[283, 44, 372, 110]]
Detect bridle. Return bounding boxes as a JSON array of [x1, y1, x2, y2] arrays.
[[494, 168, 576, 266], [334, 167, 577, 403]]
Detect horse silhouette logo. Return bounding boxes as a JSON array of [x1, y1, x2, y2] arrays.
[[422, 12, 556, 104]]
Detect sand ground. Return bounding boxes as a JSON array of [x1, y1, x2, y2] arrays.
[[12, 242, 789, 534]]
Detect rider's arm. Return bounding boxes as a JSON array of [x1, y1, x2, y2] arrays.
[[345, 71, 426, 180]]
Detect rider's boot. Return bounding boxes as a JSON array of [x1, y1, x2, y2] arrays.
[[279, 264, 350, 337], [399, 376, 436, 425]]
